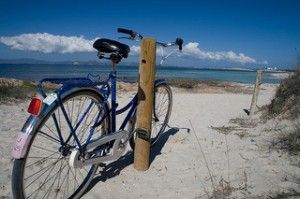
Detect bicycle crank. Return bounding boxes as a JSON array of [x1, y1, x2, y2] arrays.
[[69, 130, 130, 168]]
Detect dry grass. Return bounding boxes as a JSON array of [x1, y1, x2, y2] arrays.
[[211, 178, 233, 199], [271, 126, 300, 155], [267, 69, 300, 119], [0, 79, 36, 103], [264, 66, 300, 155], [166, 79, 253, 94], [0, 78, 57, 103], [210, 125, 244, 135], [266, 189, 300, 199], [229, 118, 257, 128]]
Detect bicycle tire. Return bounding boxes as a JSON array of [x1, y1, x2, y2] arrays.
[[12, 90, 110, 199], [128, 83, 172, 149]]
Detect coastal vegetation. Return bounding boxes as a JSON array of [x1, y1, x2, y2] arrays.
[[0, 79, 36, 103], [268, 68, 300, 156], [0, 79, 57, 103], [268, 69, 300, 118]]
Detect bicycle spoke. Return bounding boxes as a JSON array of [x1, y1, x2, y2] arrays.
[[57, 107, 62, 134], [54, 160, 69, 199], [31, 145, 57, 153], [75, 97, 88, 126], [25, 156, 62, 187], [26, 156, 62, 197], [52, 159, 65, 199], [41, 159, 64, 199], [157, 93, 168, 115], [27, 156, 60, 159], [78, 107, 99, 143], [74, 168, 77, 192], [29, 160, 67, 199], [42, 159, 67, 199], [70, 98, 75, 126], [65, 100, 71, 123], [74, 97, 83, 127], [77, 103, 96, 142], [44, 124, 60, 140], [26, 151, 60, 168], [77, 167, 87, 179], [67, 165, 80, 192], [37, 130, 61, 143]]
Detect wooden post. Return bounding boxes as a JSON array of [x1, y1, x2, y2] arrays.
[[249, 70, 262, 116], [134, 38, 156, 171]]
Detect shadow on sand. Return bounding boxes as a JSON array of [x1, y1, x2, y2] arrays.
[[84, 127, 180, 195]]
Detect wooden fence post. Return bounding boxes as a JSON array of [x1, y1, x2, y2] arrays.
[[249, 70, 262, 116], [134, 38, 156, 171]]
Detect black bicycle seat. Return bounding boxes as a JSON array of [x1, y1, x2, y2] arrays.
[[93, 38, 130, 58]]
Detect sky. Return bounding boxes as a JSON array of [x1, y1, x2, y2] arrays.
[[0, 0, 299, 68]]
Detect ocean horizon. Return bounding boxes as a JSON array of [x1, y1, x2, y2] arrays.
[[0, 63, 288, 84]]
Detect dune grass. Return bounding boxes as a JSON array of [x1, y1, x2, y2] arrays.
[[265, 65, 300, 155], [0, 80, 36, 103], [268, 69, 300, 118], [0, 78, 60, 103], [271, 126, 300, 155]]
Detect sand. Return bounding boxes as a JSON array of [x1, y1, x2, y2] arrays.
[[1, 83, 299, 198]]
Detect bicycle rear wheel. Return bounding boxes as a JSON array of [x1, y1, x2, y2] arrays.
[[12, 90, 110, 199], [129, 83, 172, 149]]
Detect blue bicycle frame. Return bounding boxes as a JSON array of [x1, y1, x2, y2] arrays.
[[37, 70, 138, 150]]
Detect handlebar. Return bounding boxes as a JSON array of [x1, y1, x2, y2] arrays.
[[117, 28, 143, 40], [117, 28, 134, 36], [117, 27, 183, 51]]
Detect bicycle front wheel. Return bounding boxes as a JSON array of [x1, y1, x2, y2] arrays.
[[129, 82, 172, 149], [12, 90, 110, 199]]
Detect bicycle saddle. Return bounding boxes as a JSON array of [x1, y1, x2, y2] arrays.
[[93, 38, 130, 58]]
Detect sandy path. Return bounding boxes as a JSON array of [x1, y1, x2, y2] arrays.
[[1, 85, 299, 198]]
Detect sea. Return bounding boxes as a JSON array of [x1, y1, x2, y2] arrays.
[[0, 63, 287, 84]]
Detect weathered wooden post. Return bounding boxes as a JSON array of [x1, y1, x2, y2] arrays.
[[249, 69, 262, 116], [134, 38, 156, 171]]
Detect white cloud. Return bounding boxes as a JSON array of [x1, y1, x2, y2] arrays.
[[0, 33, 95, 53], [0, 32, 265, 64], [129, 45, 164, 56], [129, 45, 140, 55], [182, 42, 257, 64], [130, 42, 260, 64]]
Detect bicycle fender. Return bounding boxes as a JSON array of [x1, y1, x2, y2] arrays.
[[12, 86, 105, 159], [155, 79, 166, 86]]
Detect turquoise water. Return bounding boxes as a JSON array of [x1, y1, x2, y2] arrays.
[[0, 64, 284, 84]]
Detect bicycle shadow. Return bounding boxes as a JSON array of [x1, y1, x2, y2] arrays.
[[84, 127, 180, 195]]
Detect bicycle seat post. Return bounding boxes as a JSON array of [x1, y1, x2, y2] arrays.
[[111, 61, 116, 72], [110, 59, 118, 132]]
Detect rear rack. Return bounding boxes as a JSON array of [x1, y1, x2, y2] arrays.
[[38, 76, 109, 99]]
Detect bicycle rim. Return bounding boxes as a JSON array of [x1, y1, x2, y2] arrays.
[[12, 91, 109, 199], [129, 83, 172, 148], [151, 83, 172, 144]]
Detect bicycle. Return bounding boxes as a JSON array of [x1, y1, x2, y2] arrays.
[[11, 28, 183, 199]]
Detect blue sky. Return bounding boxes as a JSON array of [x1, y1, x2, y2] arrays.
[[0, 0, 299, 68]]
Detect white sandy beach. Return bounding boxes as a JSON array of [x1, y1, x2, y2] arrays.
[[1, 83, 299, 198]]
